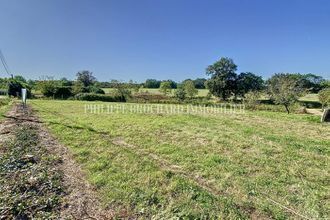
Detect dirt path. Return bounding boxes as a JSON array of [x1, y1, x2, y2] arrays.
[[0, 104, 114, 219]]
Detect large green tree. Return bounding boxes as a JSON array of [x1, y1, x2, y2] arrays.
[[76, 70, 96, 87], [144, 79, 161, 88], [236, 72, 264, 97], [206, 57, 237, 100], [288, 73, 324, 93], [193, 78, 207, 89]]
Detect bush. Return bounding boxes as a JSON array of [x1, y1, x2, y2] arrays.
[[54, 87, 73, 99], [183, 80, 198, 98], [243, 91, 260, 110], [72, 81, 85, 95], [37, 80, 58, 97], [319, 88, 330, 109], [75, 93, 125, 102], [8, 80, 31, 98], [174, 86, 186, 102], [38, 80, 73, 99], [88, 86, 105, 94], [267, 73, 305, 113]]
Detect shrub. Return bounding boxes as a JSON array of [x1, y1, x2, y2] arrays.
[[75, 93, 125, 102], [38, 80, 73, 99], [159, 81, 172, 95], [54, 87, 73, 99], [37, 80, 58, 97], [243, 91, 260, 110], [183, 80, 198, 98], [318, 88, 330, 109], [88, 86, 105, 94], [72, 81, 85, 95], [174, 86, 186, 101], [111, 82, 132, 100], [267, 73, 305, 113], [8, 79, 31, 98]]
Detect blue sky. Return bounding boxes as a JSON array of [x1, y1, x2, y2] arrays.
[[0, 0, 329, 82]]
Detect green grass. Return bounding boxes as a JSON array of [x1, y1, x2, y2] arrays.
[[0, 98, 12, 120], [31, 100, 329, 219], [299, 93, 319, 102]]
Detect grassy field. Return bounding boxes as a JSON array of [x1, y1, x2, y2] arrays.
[[30, 100, 329, 219]]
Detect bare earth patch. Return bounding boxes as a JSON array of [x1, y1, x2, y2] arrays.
[[0, 104, 114, 219]]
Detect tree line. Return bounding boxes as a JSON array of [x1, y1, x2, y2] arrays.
[[0, 57, 329, 113], [205, 57, 330, 113]]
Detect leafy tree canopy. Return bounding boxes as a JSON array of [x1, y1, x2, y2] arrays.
[[144, 79, 161, 88], [206, 57, 237, 100], [267, 73, 305, 113], [76, 70, 96, 87], [183, 80, 198, 98], [159, 81, 172, 95], [236, 72, 264, 97]]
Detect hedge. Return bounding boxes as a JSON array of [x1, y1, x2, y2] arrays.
[[54, 87, 72, 99], [75, 93, 125, 102]]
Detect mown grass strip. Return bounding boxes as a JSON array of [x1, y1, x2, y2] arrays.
[[0, 124, 63, 219]]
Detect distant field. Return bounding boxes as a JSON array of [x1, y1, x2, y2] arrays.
[[31, 100, 329, 219]]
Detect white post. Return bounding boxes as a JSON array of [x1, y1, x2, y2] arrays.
[[21, 88, 27, 107]]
